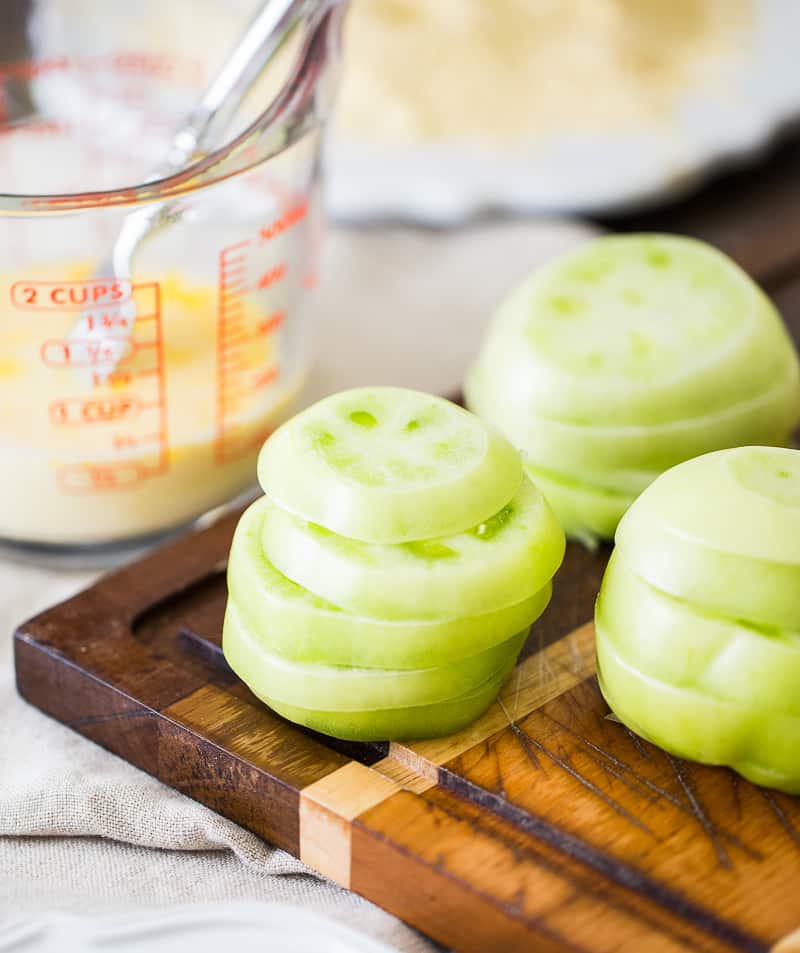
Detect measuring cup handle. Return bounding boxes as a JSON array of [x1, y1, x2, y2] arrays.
[[247, 0, 347, 152]]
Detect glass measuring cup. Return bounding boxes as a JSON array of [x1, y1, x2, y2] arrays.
[[0, 0, 345, 564]]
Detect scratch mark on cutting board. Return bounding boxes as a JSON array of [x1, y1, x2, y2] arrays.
[[761, 789, 800, 851], [666, 753, 731, 869], [625, 725, 652, 761], [514, 726, 657, 838], [542, 712, 760, 860], [498, 698, 541, 771], [729, 772, 743, 822], [493, 742, 508, 800]]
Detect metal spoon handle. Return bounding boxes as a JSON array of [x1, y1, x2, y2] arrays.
[[154, 0, 314, 178]]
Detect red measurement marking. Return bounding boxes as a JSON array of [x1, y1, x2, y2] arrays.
[[50, 395, 142, 427], [216, 241, 253, 464], [219, 323, 247, 340], [215, 207, 304, 465], [220, 313, 247, 328], [40, 338, 137, 368], [257, 263, 287, 289], [112, 432, 162, 451], [0, 120, 64, 138], [252, 366, 280, 389], [219, 311, 284, 353], [218, 357, 250, 375], [11, 278, 132, 311], [220, 366, 280, 402], [94, 369, 133, 388], [110, 52, 190, 80], [218, 332, 249, 350], [47, 281, 169, 494], [218, 306, 248, 322], [57, 461, 148, 493], [222, 241, 250, 255], [82, 311, 134, 333], [0, 57, 70, 82], [257, 310, 285, 335], [259, 201, 309, 243], [150, 282, 168, 475]]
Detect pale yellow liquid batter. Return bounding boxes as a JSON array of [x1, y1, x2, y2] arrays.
[[0, 267, 302, 545]]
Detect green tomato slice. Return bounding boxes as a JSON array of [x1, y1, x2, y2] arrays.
[[257, 387, 522, 543], [597, 552, 800, 715], [616, 447, 800, 627], [228, 498, 552, 668], [523, 463, 632, 543], [619, 446, 800, 563], [261, 477, 565, 620], [224, 599, 527, 711], [616, 527, 800, 630], [260, 659, 515, 741], [467, 234, 799, 427], [596, 627, 800, 794], [467, 362, 799, 491]]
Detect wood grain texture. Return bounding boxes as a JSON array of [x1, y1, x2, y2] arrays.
[[352, 785, 741, 953], [13, 146, 800, 951], [437, 670, 800, 952]]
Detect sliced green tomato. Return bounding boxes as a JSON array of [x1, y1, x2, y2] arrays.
[[257, 387, 522, 544], [616, 524, 800, 630], [228, 498, 552, 669], [597, 552, 800, 715], [223, 599, 527, 711], [524, 463, 632, 544], [260, 477, 565, 620], [618, 446, 800, 564], [468, 234, 799, 427], [466, 362, 799, 491], [596, 627, 800, 794], [261, 659, 515, 741], [616, 448, 800, 627]]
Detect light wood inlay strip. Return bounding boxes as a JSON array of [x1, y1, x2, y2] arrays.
[[300, 761, 401, 887], [372, 756, 436, 794], [775, 927, 800, 953], [389, 623, 597, 780]]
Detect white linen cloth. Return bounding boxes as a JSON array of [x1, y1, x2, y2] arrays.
[[0, 219, 595, 949]]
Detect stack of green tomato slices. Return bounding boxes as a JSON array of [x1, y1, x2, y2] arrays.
[[596, 446, 800, 794], [224, 387, 566, 741], [465, 234, 800, 543]]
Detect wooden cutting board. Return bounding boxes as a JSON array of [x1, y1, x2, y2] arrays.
[[13, 140, 800, 953], [13, 515, 800, 953]]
